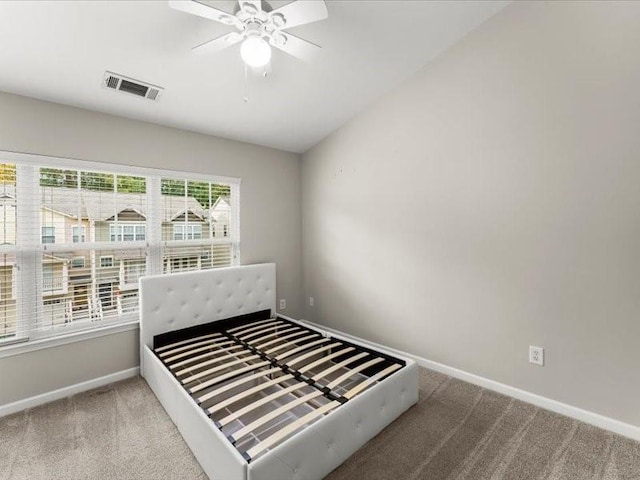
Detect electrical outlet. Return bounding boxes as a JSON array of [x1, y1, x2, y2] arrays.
[[279, 299, 286, 310], [529, 346, 544, 366], [309, 296, 314, 307]]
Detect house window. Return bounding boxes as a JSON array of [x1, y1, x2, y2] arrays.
[[71, 257, 85, 268], [173, 224, 202, 240], [100, 256, 114, 268], [110, 224, 146, 242], [0, 156, 239, 346], [72, 225, 86, 243], [41, 226, 55, 244], [223, 225, 228, 237]]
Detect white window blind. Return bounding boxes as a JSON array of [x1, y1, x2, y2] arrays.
[[0, 155, 240, 347]]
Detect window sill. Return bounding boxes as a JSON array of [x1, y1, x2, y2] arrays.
[[0, 321, 139, 359]]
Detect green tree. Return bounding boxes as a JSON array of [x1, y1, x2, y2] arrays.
[[0, 164, 16, 184], [40, 168, 78, 187], [117, 175, 146, 193]]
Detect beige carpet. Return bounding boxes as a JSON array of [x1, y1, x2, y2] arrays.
[[1, 368, 639, 480]]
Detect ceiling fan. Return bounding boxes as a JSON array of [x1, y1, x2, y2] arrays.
[[168, 0, 328, 68]]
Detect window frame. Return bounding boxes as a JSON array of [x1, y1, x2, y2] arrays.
[[109, 223, 146, 242], [41, 226, 56, 244], [173, 223, 203, 240], [99, 255, 114, 268], [0, 150, 240, 354], [71, 225, 86, 243], [71, 256, 86, 268]]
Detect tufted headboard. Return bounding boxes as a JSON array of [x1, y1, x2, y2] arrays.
[[139, 263, 276, 353]]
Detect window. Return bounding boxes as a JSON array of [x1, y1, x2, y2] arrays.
[[0, 156, 239, 346], [41, 226, 55, 244], [173, 224, 202, 240], [223, 225, 228, 237], [109, 224, 146, 242], [72, 225, 86, 243], [100, 256, 114, 268], [71, 257, 85, 268]]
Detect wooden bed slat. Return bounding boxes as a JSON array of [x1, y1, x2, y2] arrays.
[[253, 329, 310, 351], [163, 339, 237, 364], [229, 391, 323, 443], [327, 357, 385, 389], [264, 334, 321, 355], [181, 354, 260, 384], [275, 338, 332, 361], [189, 361, 271, 394], [157, 333, 226, 357], [234, 324, 286, 343], [246, 401, 341, 459], [285, 342, 346, 368], [196, 367, 282, 404], [218, 381, 309, 427], [155, 331, 223, 353], [232, 321, 284, 338], [169, 344, 245, 370], [343, 364, 402, 400], [285, 344, 355, 373], [207, 374, 295, 417], [175, 347, 255, 377], [244, 326, 300, 344], [227, 318, 278, 334], [238, 324, 299, 343], [301, 349, 364, 376]]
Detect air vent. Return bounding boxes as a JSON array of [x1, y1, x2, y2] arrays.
[[102, 71, 164, 101]]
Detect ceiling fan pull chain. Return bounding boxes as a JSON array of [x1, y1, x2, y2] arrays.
[[244, 62, 249, 103]]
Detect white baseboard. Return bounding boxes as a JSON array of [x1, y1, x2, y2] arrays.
[[298, 318, 640, 442], [0, 367, 140, 418]]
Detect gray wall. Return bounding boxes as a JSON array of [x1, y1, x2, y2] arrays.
[[0, 91, 302, 405], [302, 1, 640, 427]]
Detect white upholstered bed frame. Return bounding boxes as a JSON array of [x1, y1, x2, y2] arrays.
[[140, 263, 418, 480]]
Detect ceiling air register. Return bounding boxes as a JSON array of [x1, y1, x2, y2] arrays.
[[103, 72, 164, 101]]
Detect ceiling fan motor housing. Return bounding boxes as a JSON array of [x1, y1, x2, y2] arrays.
[[242, 14, 287, 48], [245, 21, 263, 36]]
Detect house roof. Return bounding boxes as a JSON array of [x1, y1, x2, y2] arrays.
[[211, 196, 230, 222], [36, 186, 207, 222]]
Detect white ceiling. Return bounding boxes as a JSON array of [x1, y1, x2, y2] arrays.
[[0, 0, 509, 153]]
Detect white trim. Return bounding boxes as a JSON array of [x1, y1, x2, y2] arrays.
[[0, 150, 241, 186], [0, 320, 139, 359], [297, 318, 640, 443], [0, 367, 139, 418]]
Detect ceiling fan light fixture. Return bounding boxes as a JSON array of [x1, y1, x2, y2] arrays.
[[240, 37, 272, 68], [270, 13, 286, 28], [270, 32, 287, 48]]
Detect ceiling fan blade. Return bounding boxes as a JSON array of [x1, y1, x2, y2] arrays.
[[192, 32, 243, 55], [271, 32, 321, 62], [238, 0, 262, 15], [270, 0, 328, 29], [169, 0, 238, 26]]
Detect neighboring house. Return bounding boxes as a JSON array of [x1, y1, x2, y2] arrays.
[[0, 185, 230, 336], [211, 196, 231, 238]]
